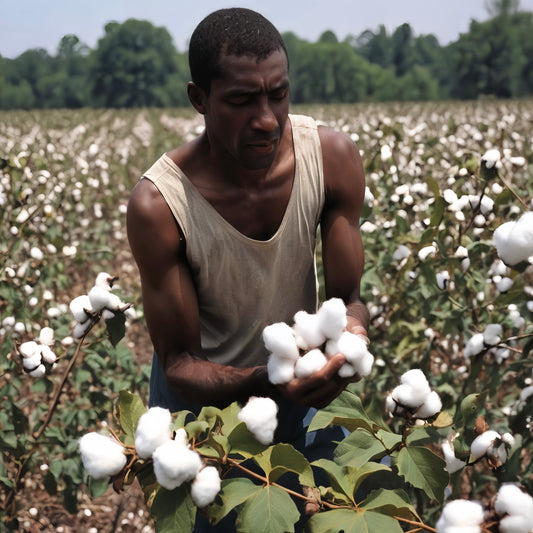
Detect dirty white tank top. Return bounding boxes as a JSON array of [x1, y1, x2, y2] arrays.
[[142, 114, 325, 368]]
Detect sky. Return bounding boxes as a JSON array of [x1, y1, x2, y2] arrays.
[[2, 0, 533, 59]]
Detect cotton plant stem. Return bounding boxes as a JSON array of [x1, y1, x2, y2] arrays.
[[498, 174, 529, 210], [394, 516, 436, 532], [32, 326, 93, 440]]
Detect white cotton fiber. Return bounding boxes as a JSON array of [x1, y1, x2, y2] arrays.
[[152, 440, 203, 490], [441, 440, 466, 474], [464, 333, 485, 359], [39, 327, 54, 346], [29, 364, 46, 378], [470, 430, 500, 460], [317, 298, 347, 340], [357, 351, 374, 377], [338, 362, 357, 378], [174, 428, 189, 447], [70, 294, 93, 322], [238, 396, 278, 445], [494, 212, 533, 266], [19, 341, 39, 358], [483, 323, 502, 346], [435, 499, 484, 531], [336, 331, 368, 365], [191, 466, 221, 508], [392, 384, 428, 409], [294, 349, 327, 378], [292, 310, 326, 350], [40, 345, 57, 364], [88, 285, 113, 313], [262, 322, 299, 360], [499, 514, 533, 533], [400, 369, 431, 392], [414, 390, 442, 419], [22, 351, 42, 371], [267, 353, 295, 385], [494, 483, 533, 520], [72, 320, 92, 339], [135, 407, 173, 459], [79, 432, 127, 480]]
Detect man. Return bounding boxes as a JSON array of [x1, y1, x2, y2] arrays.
[[127, 7, 369, 525]]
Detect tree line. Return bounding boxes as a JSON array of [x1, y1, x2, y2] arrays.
[[1, 4, 532, 109]]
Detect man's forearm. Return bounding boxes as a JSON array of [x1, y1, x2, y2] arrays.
[[163, 353, 275, 408]]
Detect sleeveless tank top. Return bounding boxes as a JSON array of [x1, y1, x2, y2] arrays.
[[142, 114, 325, 368]]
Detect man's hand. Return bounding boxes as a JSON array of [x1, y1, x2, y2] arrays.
[[276, 353, 359, 408]]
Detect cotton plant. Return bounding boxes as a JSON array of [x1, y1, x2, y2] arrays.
[[385, 369, 442, 420], [470, 429, 516, 469], [263, 298, 374, 384], [238, 396, 279, 445], [17, 326, 57, 378], [464, 323, 504, 360]]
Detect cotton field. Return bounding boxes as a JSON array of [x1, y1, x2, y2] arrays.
[[1, 100, 532, 531]]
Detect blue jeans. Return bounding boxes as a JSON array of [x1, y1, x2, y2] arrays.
[[149, 355, 347, 532]]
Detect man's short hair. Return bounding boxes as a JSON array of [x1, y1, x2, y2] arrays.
[[189, 8, 288, 93]]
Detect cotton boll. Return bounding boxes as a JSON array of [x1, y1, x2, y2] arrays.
[[336, 331, 368, 366], [294, 349, 327, 378], [70, 295, 93, 322], [355, 351, 374, 377], [39, 327, 54, 346], [152, 440, 203, 490], [464, 333, 485, 359], [174, 428, 188, 448], [135, 407, 173, 459], [267, 353, 295, 385], [499, 514, 533, 533], [470, 430, 501, 460], [436, 499, 484, 531], [483, 323, 502, 346], [496, 277, 514, 293], [494, 483, 533, 519], [338, 362, 357, 378], [436, 271, 450, 290], [262, 323, 299, 361], [392, 384, 428, 409], [400, 369, 431, 394], [238, 396, 278, 445], [94, 272, 115, 290], [40, 345, 57, 364], [79, 432, 127, 480], [191, 466, 221, 508], [292, 311, 326, 350], [19, 340, 39, 358], [28, 364, 46, 378], [317, 298, 347, 340], [441, 440, 466, 474], [418, 244, 437, 261], [482, 149, 501, 169], [88, 286, 113, 313], [414, 390, 442, 419], [22, 351, 42, 371], [72, 320, 93, 339]]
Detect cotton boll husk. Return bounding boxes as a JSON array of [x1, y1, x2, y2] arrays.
[[238, 397, 278, 445], [494, 483, 533, 519], [267, 353, 295, 385], [191, 466, 221, 508], [28, 364, 46, 378], [294, 349, 327, 378], [262, 323, 299, 361], [20, 340, 39, 358], [292, 311, 326, 350], [135, 407, 173, 459], [40, 345, 57, 364], [79, 432, 127, 480], [39, 327, 54, 346], [88, 286, 113, 312], [499, 514, 533, 533], [22, 351, 42, 370], [317, 298, 347, 340], [414, 391, 442, 419], [436, 499, 484, 529], [391, 384, 429, 409], [152, 440, 203, 490], [70, 294, 93, 322], [470, 430, 500, 459]]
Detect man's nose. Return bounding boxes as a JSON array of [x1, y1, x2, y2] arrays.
[[251, 97, 277, 131]]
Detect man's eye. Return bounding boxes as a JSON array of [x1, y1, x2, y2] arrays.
[[227, 96, 250, 105], [270, 91, 288, 101]]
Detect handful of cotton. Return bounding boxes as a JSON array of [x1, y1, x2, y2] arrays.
[[263, 298, 373, 384], [386, 369, 442, 420]]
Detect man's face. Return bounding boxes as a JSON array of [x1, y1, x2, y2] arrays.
[[202, 49, 290, 171]]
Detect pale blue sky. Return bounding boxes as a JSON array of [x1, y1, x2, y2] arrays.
[[2, 0, 533, 58]]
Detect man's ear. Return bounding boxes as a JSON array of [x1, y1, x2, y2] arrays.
[[187, 82, 207, 114]]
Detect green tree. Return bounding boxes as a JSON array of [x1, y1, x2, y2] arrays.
[[90, 19, 186, 107]]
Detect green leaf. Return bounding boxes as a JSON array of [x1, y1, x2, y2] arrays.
[[117, 390, 146, 445], [209, 477, 259, 525], [429, 196, 447, 227], [88, 477, 109, 498], [360, 488, 418, 520], [335, 429, 388, 468], [151, 485, 196, 533], [345, 462, 392, 497], [306, 508, 403, 533], [228, 423, 268, 459], [312, 459, 353, 502], [237, 485, 300, 533], [185, 420, 210, 440], [396, 446, 447, 503], [105, 311, 126, 347], [253, 443, 314, 486], [197, 405, 223, 431], [308, 390, 374, 432], [196, 433, 228, 459]]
